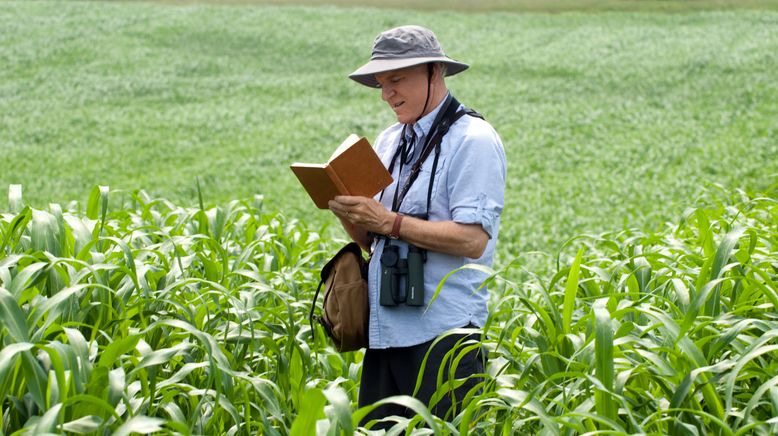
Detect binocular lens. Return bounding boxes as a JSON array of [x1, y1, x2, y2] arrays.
[[380, 249, 399, 266], [379, 243, 425, 307]]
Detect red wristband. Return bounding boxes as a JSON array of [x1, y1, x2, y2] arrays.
[[388, 213, 403, 239]]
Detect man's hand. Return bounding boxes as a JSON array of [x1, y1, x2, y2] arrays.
[[329, 195, 488, 259], [329, 196, 393, 235]]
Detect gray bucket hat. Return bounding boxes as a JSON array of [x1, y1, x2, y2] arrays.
[[349, 25, 469, 88]]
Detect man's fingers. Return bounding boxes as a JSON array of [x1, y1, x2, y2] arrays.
[[329, 200, 357, 222], [330, 196, 386, 232], [328, 201, 346, 216], [332, 195, 364, 206]]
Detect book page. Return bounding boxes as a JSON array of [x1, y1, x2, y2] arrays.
[[289, 163, 326, 169]]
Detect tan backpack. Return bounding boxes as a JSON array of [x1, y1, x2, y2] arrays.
[[309, 243, 369, 352]]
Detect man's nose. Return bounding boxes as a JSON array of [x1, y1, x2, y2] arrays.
[[381, 85, 394, 101]]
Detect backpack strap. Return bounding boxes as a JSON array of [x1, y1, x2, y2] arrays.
[[422, 108, 471, 216]]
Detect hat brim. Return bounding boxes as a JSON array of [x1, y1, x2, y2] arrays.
[[348, 57, 469, 88]]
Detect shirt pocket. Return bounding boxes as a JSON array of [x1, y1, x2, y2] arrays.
[[399, 154, 448, 217]]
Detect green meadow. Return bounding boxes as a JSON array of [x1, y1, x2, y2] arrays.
[[1, 0, 777, 434], [2, 1, 777, 258]]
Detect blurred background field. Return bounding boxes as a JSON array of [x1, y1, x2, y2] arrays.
[[133, 0, 778, 12], [1, 0, 776, 261]]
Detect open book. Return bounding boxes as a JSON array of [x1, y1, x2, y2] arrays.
[[290, 134, 394, 209]]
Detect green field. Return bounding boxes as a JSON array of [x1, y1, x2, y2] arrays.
[[1, 0, 778, 434], [2, 1, 777, 260]]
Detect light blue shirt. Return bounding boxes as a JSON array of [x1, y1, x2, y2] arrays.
[[368, 95, 506, 349]]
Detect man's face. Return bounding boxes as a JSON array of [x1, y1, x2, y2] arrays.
[[375, 64, 431, 125]]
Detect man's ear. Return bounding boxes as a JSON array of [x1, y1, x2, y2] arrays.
[[433, 62, 447, 83], [432, 63, 442, 81]]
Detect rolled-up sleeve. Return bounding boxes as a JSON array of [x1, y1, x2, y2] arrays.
[[447, 124, 506, 239]]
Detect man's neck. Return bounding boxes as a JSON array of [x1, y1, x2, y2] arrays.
[[411, 82, 448, 125]]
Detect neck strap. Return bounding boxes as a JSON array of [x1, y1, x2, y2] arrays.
[[384, 95, 469, 216]]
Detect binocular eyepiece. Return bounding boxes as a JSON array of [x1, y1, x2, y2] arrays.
[[379, 243, 426, 306]]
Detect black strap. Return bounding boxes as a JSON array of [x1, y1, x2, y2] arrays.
[[309, 279, 324, 343], [372, 96, 483, 241], [387, 95, 456, 177], [419, 109, 469, 216], [399, 99, 458, 210], [387, 95, 463, 215]]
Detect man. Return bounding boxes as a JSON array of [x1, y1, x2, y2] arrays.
[[328, 25, 506, 423]]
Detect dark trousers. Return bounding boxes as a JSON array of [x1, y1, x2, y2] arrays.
[[358, 327, 485, 426]]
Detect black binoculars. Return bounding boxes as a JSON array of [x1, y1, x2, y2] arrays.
[[379, 243, 426, 306]]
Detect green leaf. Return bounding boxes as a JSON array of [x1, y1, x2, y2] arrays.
[[493, 389, 557, 432], [353, 395, 437, 433], [29, 403, 62, 434], [562, 248, 585, 335], [0, 206, 32, 253], [63, 215, 94, 257], [290, 388, 326, 436], [0, 287, 30, 342], [0, 342, 34, 391], [289, 347, 304, 410], [705, 228, 745, 316], [86, 185, 101, 220], [130, 342, 191, 373], [32, 209, 62, 256], [724, 343, 778, 415], [61, 415, 104, 434], [593, 298, 617, 423], [31, 285, 90, 340], [113, 416, 165, 436], [20, 350, 48, 410], [99, 334, 141, 368], [7, 261, 48, 297], [710, 228, 745, 281], [108, 368, 126, 407], [99, 185, 109, 222], [324, 385, 354, 434], [695, 209, 715, 257]]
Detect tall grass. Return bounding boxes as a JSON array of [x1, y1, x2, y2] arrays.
[[1, 182, 776, 434], [1, 185, 335, 434], [478, 183, 778, 434]]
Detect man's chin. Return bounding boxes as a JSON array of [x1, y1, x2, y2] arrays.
[[395, 114, 412, 124]]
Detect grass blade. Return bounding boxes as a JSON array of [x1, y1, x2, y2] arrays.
[[563, 247, 585, 335], [593, 297, 616, 423]]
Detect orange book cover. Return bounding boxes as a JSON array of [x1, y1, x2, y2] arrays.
[[290, 134, 394, 209]]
